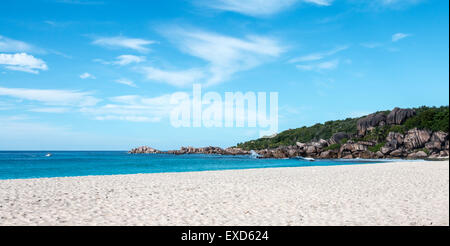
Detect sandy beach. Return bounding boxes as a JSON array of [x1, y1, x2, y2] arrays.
[[0, 160, 448, 226]]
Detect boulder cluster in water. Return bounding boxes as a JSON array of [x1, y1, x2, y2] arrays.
[[129, 107, 449, 159], [129, 146, 250, 155]]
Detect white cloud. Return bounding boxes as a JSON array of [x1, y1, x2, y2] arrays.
[[92, 36, 156, 53], [114, 55, 146, 65], [289, 45, 348, 63], [392, 33, 410, 42], [83, 92, 267, 124], [304, 0, 332, 6], [95, 55, 146, 66], [197, 0, 332, 16], [0, 86, 100, 107], [81, 94, 174, 123], [156, 28, 284, 86], [377, 0, 422, 8], [115, 78, 137, 87], [0, 36, 34, 53], [80, 72, 96, 79], [316, 60, 339, 70], [95, 115, 161, 122], [296, 59, 339, 71], [141, 67, 205, 87], [0, 53, 48, 74], [295, 64, 314, 71], [29, 107, 70, 113], [290, 46, 344, 72]]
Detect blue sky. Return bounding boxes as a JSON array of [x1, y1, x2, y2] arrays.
[[0, 0, 448, 150]]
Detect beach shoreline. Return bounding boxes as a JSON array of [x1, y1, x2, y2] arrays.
[[0, 160, 448, 226]]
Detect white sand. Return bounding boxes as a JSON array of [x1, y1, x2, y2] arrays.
[[0, 161, 448, 226]]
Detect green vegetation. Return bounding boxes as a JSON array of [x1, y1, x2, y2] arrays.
[[368, 142, 386, 153], [340, 138, 349, 144], [236, 106, 449, 151], [419, 148, 431, 155], [236, 117, 361, 150], [403, 106, 449, 133], [324, 143, 341, 151], [361, 125, 399, 142]]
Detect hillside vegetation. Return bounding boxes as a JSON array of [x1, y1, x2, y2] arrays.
[[236, 106, 449, 151]]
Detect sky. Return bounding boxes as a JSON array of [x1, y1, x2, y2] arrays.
[[0, 0, 449, 150]]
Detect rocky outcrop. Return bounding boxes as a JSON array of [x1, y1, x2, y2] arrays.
[[407, 151, 428, 159], [357, 151, 376, 159], [319, 150, 338, 159], [130, 146, 251, 155], [340, 143, 368, 152], [166, 146, 250, 155], [225, 147, 250, 155], [129, 146, 161, 154], [357, 107, 417, 135], [357, 113, 386, 135], [390, 148, 406, 158], [386, 132, 404, 145], [404, 128, 431, 149], [431, 131, 448, 143], [130, 107, 449, 160], [305, 146, 317, 155], [425, 141, 442, 151], [381, 146, 393, 155], [315, 139, 329, 148], [387, 108, 416, 125], [328, 132, 350, 145]]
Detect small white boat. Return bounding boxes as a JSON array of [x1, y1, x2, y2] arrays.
[[298, 156, 315, 161], [45, 153, 52, 157]]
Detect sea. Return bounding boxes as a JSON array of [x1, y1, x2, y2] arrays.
[[0, 151, 388, 180]]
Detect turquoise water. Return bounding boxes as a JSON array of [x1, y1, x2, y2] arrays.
[[0, 151, 385, 180]]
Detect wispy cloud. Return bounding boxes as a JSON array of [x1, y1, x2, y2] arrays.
[[0, 36, 35, 53], [289, 45, 348, 63], [115, 78, 137, 87], [1, 35, 68, 57], [0, 53, 48, 74], [392, 32, 410, 42], [296, 59, 339, 72], [95, 55, 146, 66], [80, 72, 96, 79], [374, 0, 423, 9], [140, 66, 205, 87], [304, 0, 333, 6], [81, 94, 174, 123], [361, 33, 412, 50], [153, 27, 284, 86], [43, 20, 76, 28], [92, 36, 156, 53], [29, 107, 71, 113], [196, 0, 332, 17], [290, 46, 346, 72], [0, 86, 100, 107], [114, 55, 146, 65]]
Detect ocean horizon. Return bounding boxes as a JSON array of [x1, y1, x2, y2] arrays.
[[0, 151, 390, 180]]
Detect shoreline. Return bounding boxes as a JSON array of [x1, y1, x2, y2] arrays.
[[0, 160, 448, 226], [0, 158, 438, 181]]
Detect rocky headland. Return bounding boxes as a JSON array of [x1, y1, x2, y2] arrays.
[[129, 107, 449, 160]]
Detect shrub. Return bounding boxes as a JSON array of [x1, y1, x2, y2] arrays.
[[368, 142, 386, 153], [325, 143, 341, 151], [236, 105, 449, 151]]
